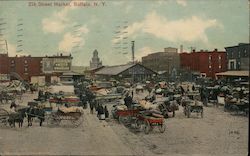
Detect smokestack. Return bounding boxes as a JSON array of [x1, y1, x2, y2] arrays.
[[180, 45, 183, 53]]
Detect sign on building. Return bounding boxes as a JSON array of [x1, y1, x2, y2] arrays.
[[42, 57, 71, 73]]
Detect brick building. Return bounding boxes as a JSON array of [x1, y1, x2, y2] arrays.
[[142, 47, 180, 76], [180, 49, 227, 78], [225, 43, 249, 71], [0, 53, 72, 82]]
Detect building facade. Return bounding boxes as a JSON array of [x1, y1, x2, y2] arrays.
[[142, 47, 180, 76], [90, 49, 102, 69], [225, 43, 249, 71], [180, 49, 227, 78], [0, 53, 72, 82]]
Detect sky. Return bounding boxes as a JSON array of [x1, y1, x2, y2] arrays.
[[0, 0, 249, 66]]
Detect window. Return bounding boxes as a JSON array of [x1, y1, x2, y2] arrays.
[[219, 65, 221, 69], [24, 60, 27, 64], [24, 67, 28, 72], [209, 55, 212, 60], [218, 55, 221, 60], [11, 60, 15, 64], [209, 65, 212, 69]]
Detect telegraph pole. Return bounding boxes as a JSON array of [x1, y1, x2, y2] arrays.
[[131, 41, 135, 63], [131, 41, 135, 84], [5, 40, 8, 55]]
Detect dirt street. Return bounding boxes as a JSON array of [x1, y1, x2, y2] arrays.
[[0, 91, 248, 156]]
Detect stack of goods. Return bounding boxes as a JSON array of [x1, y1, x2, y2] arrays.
[[115, 105, 128, 111], [139, 100, 158, 110], [58, 106, 84, 113]]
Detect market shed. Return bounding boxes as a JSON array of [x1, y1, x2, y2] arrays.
[[215, 70, 249, 82], [95, 63, 157, 82]]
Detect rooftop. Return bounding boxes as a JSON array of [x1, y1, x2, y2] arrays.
[[95, 64, 135, 75], [216, 71, 249, 77]]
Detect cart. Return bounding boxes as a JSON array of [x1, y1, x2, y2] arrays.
[[0, 108, 9, 127], [47, 107, 84, 127], [183, 100, 203, 118], [112, 109, 139, 124], [224, 97, 249, 116], [134, 113, 165, 134]]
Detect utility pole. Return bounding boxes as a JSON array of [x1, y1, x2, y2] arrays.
[[131, 41, 135, 63], [5, 40, 8, 55], [131, 41, 135, 84]]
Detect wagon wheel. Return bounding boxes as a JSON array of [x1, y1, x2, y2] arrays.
[[134, 118, 144, 131], [71, 116, 83, 128], [0, 108, 9, 127], [47, 114, 61, 126], [230, 105, 240, 115], [144, 120, 151, 134], [118, 116, 130, 124], [158, 123, 166, 133], [112, 111, 118, 119]]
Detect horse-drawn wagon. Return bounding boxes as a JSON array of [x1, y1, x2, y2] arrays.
[[183, 100, 203, 118], [182, 93, 203, 118], [47, 106, 84, 127], [224, 96, 249, 116], [134, 111, 166, 134], [112, 104, 140, 124]]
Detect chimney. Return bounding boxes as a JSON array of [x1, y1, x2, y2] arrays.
[[180, 45, 183, 53], [214, 48, 218, 52], [200, 49, 204, 52], [192, 49, 195, 52], [60, 53, 63, 56]]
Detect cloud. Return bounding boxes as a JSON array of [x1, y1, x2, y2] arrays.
[[58, 25, 89, 53], [42, 0, 80, 34], [176, 0, 187, 7], [117, 11, 223, 44], [135, 47, 153, 61]]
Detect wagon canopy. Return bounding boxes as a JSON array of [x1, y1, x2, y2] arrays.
[[48, 85, 75, 94]]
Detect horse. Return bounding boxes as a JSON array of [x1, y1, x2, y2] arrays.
[[10, 102, 45, 127], [26, 106, 45, 127], [158, 100, 179, 118], [9, 103, 28, 128]]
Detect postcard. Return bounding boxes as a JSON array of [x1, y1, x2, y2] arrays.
[[0, 0, 249, 155]]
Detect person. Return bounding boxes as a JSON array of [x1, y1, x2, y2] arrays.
[[89, 100, 94, 114], [124, 94, 132, 109], [192, 85, 195, 91], [96, 104, 100, 116], [203, 88, 208, 106], [104, 106, 109, 118], [98, 105, 104, 120], [180, 86, 185, 95]]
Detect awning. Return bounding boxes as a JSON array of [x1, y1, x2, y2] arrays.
[[215, 71, 249, 77]]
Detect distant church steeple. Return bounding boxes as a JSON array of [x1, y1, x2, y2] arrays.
[[90, 49, 102, 69]]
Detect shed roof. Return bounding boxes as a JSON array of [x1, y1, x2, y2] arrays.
[[216, 71, 249, 77], [95, 64, 134, 76]]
